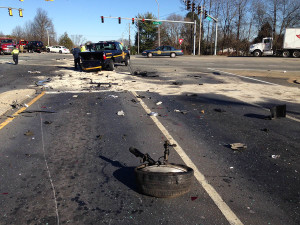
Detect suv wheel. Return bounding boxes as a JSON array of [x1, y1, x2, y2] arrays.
[[107, 60, 115, 71], [147, 53, 153, 58], [124, 57, 130, 66], [59, 50, 62, 54], [170, 52, 176, 58]]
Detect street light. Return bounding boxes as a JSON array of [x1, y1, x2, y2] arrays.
[[155, 0, 160, 46]]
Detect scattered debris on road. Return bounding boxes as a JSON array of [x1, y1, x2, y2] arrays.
[[148, 112, 158, 117], [186, 93, 198, 97], [261, 128, 269, 132], [108, 95, 118, 98], [28, 71, 41, 74], [73, 95, 78, 98], [214, 108, 226, 113], [35, 78, 52, 86], [230, 143, 247, 151], [174, 109, 188, 114], [24, 130, 34, 136], [293, 80, 300, 84], [44, 121, 52, 125], [270, 104, 286, 119], [117, 110, 125, 116], [21, 110, 56, 114], [172, 81, 183, 85], [271, 155, 280, 159], [156, 101, 162, 105], [136, 95, 145, 99]]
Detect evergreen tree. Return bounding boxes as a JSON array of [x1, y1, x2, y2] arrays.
[[59, 32, 74, 49]]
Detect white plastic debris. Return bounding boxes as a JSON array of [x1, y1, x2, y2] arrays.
[[117, 110, 125, 116], [108, 95, 118, 98], [156, 101, 162, 105], [271, 155, 280, 159], [24, 104, 29, 107], [73, 95, 78, 98], [28, 71, 41, 74]]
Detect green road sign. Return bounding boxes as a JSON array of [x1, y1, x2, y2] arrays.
[[153, 21, 162, 25]]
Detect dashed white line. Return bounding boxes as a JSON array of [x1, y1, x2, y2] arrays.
[[131, 90, 243, 225]]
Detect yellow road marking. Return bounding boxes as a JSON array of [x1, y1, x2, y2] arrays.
[[131, 90, 243, 225], [0, 91, 46, 130]]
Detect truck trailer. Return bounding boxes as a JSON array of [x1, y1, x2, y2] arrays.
[[249, 28, 300, 58]]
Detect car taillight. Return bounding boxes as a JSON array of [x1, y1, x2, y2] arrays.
[[103, 53, 106, 60], [181, 50, 183, 52]]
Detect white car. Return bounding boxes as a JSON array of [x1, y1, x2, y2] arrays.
[[47, 45, 70, 54]]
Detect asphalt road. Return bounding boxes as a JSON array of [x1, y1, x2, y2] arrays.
[[0, 53, 300, 225]]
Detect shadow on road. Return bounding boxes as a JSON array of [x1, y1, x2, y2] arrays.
[[98, 155, 138, 193]]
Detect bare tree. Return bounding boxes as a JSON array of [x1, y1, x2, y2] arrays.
[[71, 35, 87, 47], [161, 14, 183, 47], [31, 8, 56, 44], [11, 26, 24, 40]]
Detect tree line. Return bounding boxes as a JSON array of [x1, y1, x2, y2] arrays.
[[136, 0, 300, 55]]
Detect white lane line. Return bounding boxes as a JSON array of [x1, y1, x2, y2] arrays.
[[131, 91, 243, 225], [207, 68, 300, 123], [207, 68, 280, 86], [39, 108, 60, 225]]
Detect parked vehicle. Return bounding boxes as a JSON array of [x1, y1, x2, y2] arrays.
[[26, 41, 44, 53], [0, 37, 15, 55], [249, 28, 300, 58], [142, 46, 184, 58], [79, 41, 130, 71], [47, 45, 70, 54]]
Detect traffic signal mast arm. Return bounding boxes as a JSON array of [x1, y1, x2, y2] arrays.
[[101, 16, 194, 25], [0, 6, 24, 17]]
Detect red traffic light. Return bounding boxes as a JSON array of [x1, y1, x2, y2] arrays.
[[142, 18, 145, 23], [118, 17, 121, 24], [132, 18, 135, 24], [101, 16, 104, 23]]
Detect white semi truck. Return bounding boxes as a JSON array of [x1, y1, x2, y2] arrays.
[[249, 28, 300, 58]]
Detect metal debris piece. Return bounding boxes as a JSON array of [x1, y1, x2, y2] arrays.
[[174, 109, 188, 114], [148, 112, 158, 117], [293, 80, 300, 84], [261, 128, 269, 132], [35, 78, 52, 86], [172, 81, 183, 85], [230, 143, 247, 151], [44, 121, 52, 125], [136, 95, 145, 99], [117, 110, 125, 116], [270, 105, 286, 118], [271, 155, 280, 159], [24, 130, 34, 136], [214, 108, 226, 113]]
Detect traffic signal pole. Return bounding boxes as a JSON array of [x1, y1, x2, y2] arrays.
[[101, 16, 197, 55]]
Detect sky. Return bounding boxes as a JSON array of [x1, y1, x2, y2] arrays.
[[0, 0, 187, 42]]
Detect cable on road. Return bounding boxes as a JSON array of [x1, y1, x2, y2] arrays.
[[39, 105, 60, 225]]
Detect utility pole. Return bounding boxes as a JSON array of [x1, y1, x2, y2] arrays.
[[155, 0, 160, 46], [129, 23, 131, 48], [198, 6, 202, 55]]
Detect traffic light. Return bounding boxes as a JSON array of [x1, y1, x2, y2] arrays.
[[204, 10, 208, 19], [132, 18, 135, 25], [186, 0, 191, 10], [142, 18, 145, 23], [192, 2, 195, 12], [8, 8, 13, 16], [118, 17, 121, 24], [101, 16, 104, 23], [197, 6, 202, 15], [19, 9, 23, 17]]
